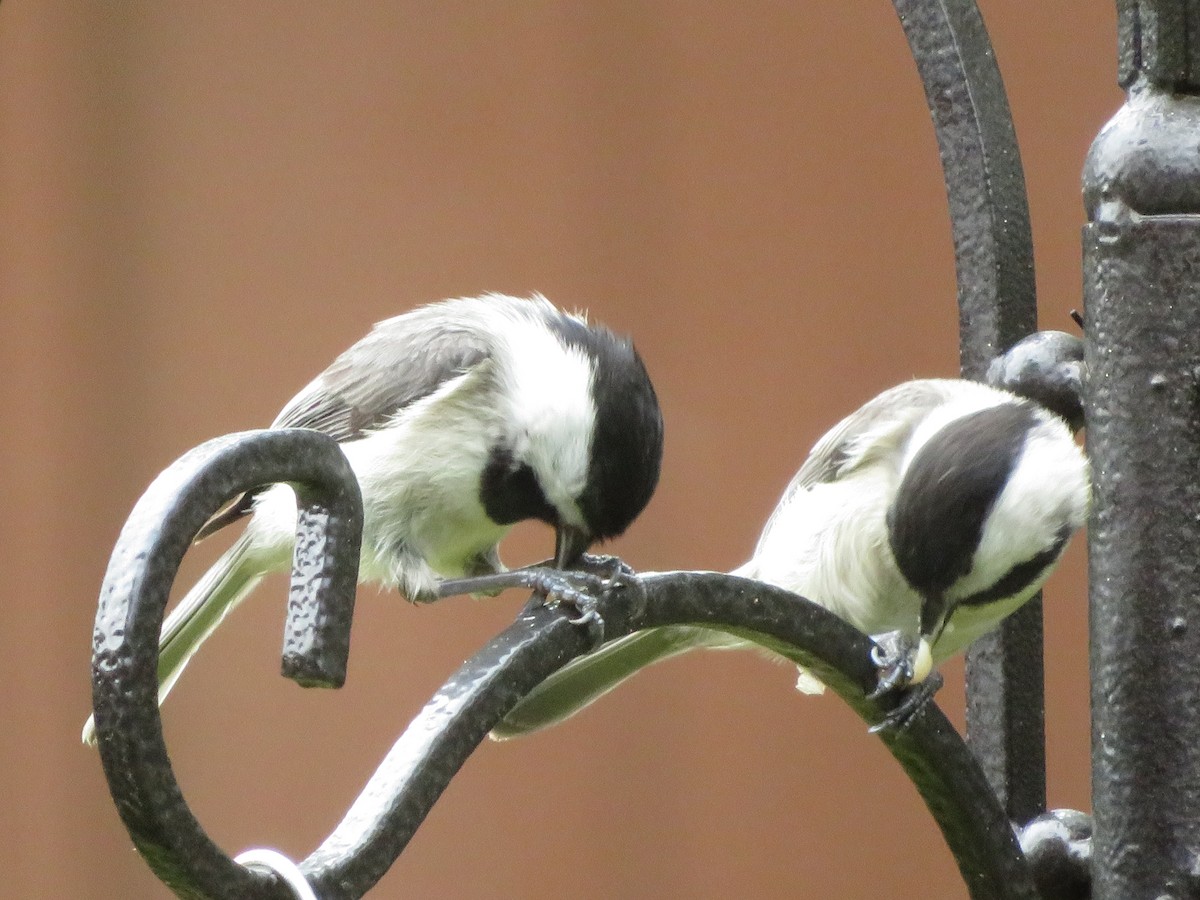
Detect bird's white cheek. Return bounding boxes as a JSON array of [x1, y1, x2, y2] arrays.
[[956, 426, 1089, 598], [500, 331, 595, 523]]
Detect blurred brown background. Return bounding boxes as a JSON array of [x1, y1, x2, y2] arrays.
[[1, 3, 1118, 898]]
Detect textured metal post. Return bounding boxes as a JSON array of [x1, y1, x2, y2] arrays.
[[891, 0, 1045, 821], [1085, 2, 1200, 896]]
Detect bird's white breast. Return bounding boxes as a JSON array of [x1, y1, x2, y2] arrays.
[[248, 365, 511, 597]]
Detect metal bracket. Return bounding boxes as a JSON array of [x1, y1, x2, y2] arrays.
[[90, 433, 1038, 897]]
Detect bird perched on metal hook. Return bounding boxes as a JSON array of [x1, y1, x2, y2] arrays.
[[494, 374, 1089, 738], [83, 293, 663, 745]]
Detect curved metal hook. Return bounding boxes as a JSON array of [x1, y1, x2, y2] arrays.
[[293, 572, 1037, 900], [90, 429, 363, 899]]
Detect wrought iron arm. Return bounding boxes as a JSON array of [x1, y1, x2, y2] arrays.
[[90, 429, 363, 899], [892, 0, 1037, 373], [300, 573, 1041, 898], [89, 428, 1037, 897]]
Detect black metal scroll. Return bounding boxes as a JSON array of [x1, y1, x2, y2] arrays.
[[298, 574, 1038, 898], [88, 428, 1037, 897], [90, 429, 362, 899]]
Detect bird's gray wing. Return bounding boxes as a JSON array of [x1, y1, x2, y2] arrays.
[[783, 379, 959, 493], [743, 380, 966, 563], [272, 306, 494, 441], [198, 300, 500, 539]]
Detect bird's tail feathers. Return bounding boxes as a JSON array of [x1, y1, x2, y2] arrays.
[[81, 532, 265, 746], [156, 532, 266, 702], [491, 625, 743, 740]]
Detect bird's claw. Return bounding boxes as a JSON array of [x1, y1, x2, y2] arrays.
[[867, 631, 918, 699], [864, 630, 943, 732], [868, 672, 945, 733], [527, 570, 598, 607], [526, 569, 613, 648], [566, 599, 605, 647], [576, 553, 635, 583], [564, 555, 637, 646], [439, 556, 636, 649]]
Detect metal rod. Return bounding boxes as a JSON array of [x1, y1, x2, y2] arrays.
[[299, 572, 1037, 900], [90, 442, 1038, 899], [891, 0, 1045, 821]]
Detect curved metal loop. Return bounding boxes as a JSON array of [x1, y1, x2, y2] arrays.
[[90, 429, 363, 900], [293, 571, 1037, 900]]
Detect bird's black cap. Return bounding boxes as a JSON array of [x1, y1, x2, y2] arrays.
[[887, 402, 1038, 635]]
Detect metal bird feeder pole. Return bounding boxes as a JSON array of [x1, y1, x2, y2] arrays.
[[1085, 2, 1200, 897]]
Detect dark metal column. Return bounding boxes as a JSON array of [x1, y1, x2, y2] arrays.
[[1085, 2, 1200, 896]]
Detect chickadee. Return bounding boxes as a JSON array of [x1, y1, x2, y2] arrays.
[[494, 377, 1089, 738], [83, 293, 663, 744]]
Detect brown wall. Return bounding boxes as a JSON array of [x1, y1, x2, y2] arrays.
[[0, 3, 1118, 897]]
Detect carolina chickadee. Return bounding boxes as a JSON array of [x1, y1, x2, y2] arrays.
[[83, 293, 663, 744], [494, 377, 1089, 737]]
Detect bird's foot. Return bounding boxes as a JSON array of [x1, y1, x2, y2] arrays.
[[525, 568, 621, 648], [867, 631, 919, 699], [437, 559, 636, 649], [533, 555, 637, 647], [558, 556, 636, 646], [864, 630, 943, 733], [868, 672, 945, 734]]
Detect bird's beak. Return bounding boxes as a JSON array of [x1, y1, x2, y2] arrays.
[[553, 523, 591, 569], [911, 637, 934, 685]]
